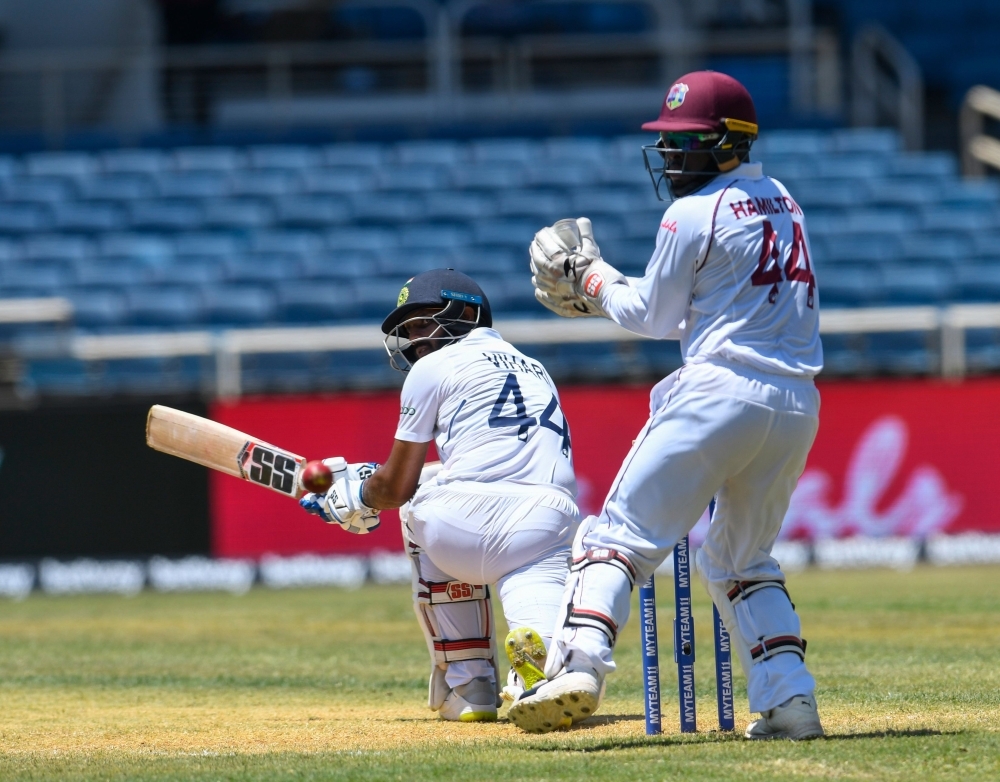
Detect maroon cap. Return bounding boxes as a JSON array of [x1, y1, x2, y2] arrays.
[[642, 71, 758, 134]]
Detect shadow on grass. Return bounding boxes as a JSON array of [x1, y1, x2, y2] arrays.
[[823, 729, 951, 741]]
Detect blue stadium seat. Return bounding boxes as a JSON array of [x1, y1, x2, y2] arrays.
[[126, 287, 202, 325], [618, 210, 670, 239], [866, 180, 940, 207], [542, 138, 608, 163], [804, 211, 847, 238], [450, 164, 525, 190], [228, 170, 300, 198], [24, 358, 100, 395], [129, 200, 204, 231], [247, 145, 321, 170], [53, 203, 126, 232], [469, 139, 539, 165], [376, 165, 451, 191], [569, 188, 647, 216], [301, 168, 375, 194], [759, 156, 817, 182], [919, 206, 996, 232], [277, 281, 363, 322], [155, 172, 229, 199], [943, 179, 1000, 207], [300, 252, 371, 280], [79, 174, 155, 202], [350, 193, 425, 223], [0, 156, 22, 179], [471, 218, 539, 249], [99, 149, 170, 175], [394, 140, 467, 167], [102, 357, 203, 394], [972, 231, 1000, 257], [249, 231, 324, 256], [497, 190, 570, 220], [350, 278, 408, 312], [956, 264, 1000, 302], [275, 196, 351, 227], [899, 234, 973, 264], [73, 259, 149, 288], [2, 177, 75, 204], [201, 285, 276, 324], [879, 265, 956, 303], [887, 153, 957, 178], [66, 290, 128, 327], [321, 144, 384, 168], [24, 152, 98, 180], [1, 262, 70, 292], [203, 199, 275, 230], [448, 250, 521, 275], [793, 181, 859, 209], [153, 257, 224, 285], [817, 266, 880, 305], [597, 161, 659, 188], [22, 235, 93, 262], [377, 249, 455, 276], [326, 227, 397, 253], [0, 204, 51, 233], [399, 224, 471, 250], [753, 131, 829, 156], [824, 233, 901, 264], [98, 233, 173, 264], [173, 232, 243, 259], [867, 332, 935, 375], [522, 163, 600, 188], [813, 155, 888, 180], [173, 147, 245, 172], [843, 210, 918, 235], [828, 129, 900, 154], [222, 254, 301, 283], [495, 275, 537, 313], [423, 192, 496, 220]]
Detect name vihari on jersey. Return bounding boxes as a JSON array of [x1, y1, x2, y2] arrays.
[[481, 352, 547, 379], [730, 195, 803, 219]]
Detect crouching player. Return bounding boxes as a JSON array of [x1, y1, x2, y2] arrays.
[[300, 269, 580, 722]]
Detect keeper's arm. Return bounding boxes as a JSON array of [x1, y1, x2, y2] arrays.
[[599, 218, 702, 339], [361, 438, 430, 509]]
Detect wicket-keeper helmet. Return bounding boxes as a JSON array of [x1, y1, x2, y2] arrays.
[[381, 268, 492, 371], [641, 70, 759, 201]]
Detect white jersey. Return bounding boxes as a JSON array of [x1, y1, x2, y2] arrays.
[[601, 162, 823, 377], [394, 327, 577, 498]]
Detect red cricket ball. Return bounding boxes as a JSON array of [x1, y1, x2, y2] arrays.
[[301, 460, 333, 494]]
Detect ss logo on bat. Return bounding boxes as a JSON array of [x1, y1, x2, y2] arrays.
[[243, 444, 297, 495]]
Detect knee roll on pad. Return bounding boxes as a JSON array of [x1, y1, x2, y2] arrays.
[[696, 551, 806, 677], [407, 536, 496, 711], [561, 548, 637, 647]]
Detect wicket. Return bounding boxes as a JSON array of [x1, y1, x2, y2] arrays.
[[640, 533, 736, 735]]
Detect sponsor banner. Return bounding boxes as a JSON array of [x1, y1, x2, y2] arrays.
[[210, 377, 1000, 557]]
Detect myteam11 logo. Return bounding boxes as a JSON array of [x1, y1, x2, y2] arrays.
[[666, 82, 689, 110]]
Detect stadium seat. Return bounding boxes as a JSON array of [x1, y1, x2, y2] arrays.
[[222, 254, 301, 283], [879, 264, 956, 303], [24, 152, 98, 180], [173, 232, 243, 259], [394, 140, 467, 167], [99, 149, 170, 175], [65, 290, 128, 327], [399, 224, 471, 250], [376, 165, 451, 192], [248, 231, 324, 256], [1, 262, 71, 291], [793, 181, 859, 209], [828, 128, 900, 154], [275, 196, 351, 227], [842, 210, 918, 235], [247, 145, 321, 170], [79, 175, 156, 201], [423, 192, 496, 220], [201, 285, 277, 324], [824, 233, 901, 264], [919, 206, 996, 232], [300, 251, 371, 280], [569, 188, 647, 216], [126, 287, 203, 325], [53, 203, 126, 232], [450, 164, 526, 190], [813, 156, 887, 180], [22, 235, 93, 262], [0, 204, 50, 233], [98, 233, 173, 264], [522, 164, 599, 188], [326, 227, 397, 253], [817, 266, 880, 305], [887, 153, 957, 178], [867, 181, 940, 206], [228, 170, 300, 198], [321, 144, 384, 168], [471, 218, 539, 249], [899, 234, 973, 264], [202, 199, 275, 230], [497, 190, 571, 220], [350, 193, 425, 223], [956, 264, 1000, 301], [153, 257, 224, 285], [377, 249, 455, 276], [173, 147, 245, 172], [276, 281, 362, 322], [155, 172, 229, 199], [2, 177, 75, 204], [129, 200, 204, 231], [469, 139, 539, 165], [73, 259, 150, 288]]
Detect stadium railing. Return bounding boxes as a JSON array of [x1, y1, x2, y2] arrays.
[[9, 303, 1000, 399], [961, 84, 1000, 177]]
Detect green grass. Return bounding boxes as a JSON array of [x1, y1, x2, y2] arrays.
[[0, 566, 997, 780]]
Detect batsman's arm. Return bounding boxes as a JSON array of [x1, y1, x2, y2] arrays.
[[361, 438, 431, 509]]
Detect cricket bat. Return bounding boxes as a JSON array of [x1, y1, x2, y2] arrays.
[[146, 405, 308, 499], [146, 405, 443, 500]]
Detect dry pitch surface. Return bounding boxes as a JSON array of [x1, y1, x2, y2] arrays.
[[0, 566, 997, 781]]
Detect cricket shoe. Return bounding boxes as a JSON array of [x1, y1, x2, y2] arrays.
[[507, 667, 603, 733], [745, 694, 824, 740], [501, 627, 548, 703], [439, 677, 498, 722]]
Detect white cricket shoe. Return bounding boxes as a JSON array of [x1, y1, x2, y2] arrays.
[[745, 694, 824, 740], [507, 668, 603, 733], [439, 677, 498, 722]]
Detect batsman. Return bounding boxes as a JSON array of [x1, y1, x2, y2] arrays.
[[509, 71, 824, 739], [300, 269, 580, 722]]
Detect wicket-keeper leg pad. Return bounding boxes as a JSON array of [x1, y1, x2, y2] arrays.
[[696, 547, 815, 712], [408, 543, 498, 710], [545, 543, 637, 680]]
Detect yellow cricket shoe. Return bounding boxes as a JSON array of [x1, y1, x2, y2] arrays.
[[504, 627, 548, 690]]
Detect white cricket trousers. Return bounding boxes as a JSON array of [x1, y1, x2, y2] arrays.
[[552, 359, 820, 713], [407, 482, 578, 688]]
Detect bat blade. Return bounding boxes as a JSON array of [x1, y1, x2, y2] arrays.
[[146, 405, 307, 499]]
